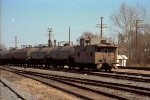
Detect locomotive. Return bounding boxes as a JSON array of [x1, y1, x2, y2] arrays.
[[0, 37, 117, 71]]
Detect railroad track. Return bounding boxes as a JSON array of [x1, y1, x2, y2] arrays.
[[0, 78, 26, 100], [25, 66, 150, 82], [3, 65, 150, 83], [1, 66, 150, 100], [25, 65, 150, 82], [87, 71, 150, 83], [109, 71, 150, 77], [0, 67, 125, 99]]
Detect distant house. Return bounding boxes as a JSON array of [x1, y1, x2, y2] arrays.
[[116, 55, 128, 67]]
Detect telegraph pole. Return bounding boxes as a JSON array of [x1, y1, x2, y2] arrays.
[[135, 19, 143, 64], [135, 20, 138, 63], [96, 17, 107, 38], [0, 0, 1, 49], [47, 28, 53, 47], [69, 27, 70, 46], [100, 17, 103, 38], [15, 36, 18, 48]]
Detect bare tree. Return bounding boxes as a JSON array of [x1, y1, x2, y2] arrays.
[[76, 32, 98, 44], [111, 3, 150, 65], [80, 32, 97, 38], [139, 24, 150, 65]]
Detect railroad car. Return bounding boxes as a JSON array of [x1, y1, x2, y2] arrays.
[[48, 45, 75, 68], [30, 46, 52, 67], [13, 45, 38, 66], [4, 49, 16, 65], [0, 50, 9, 65], [0, 37, 117, 71], [74, 37, 117, 71]]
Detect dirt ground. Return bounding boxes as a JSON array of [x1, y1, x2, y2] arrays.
[[0, 69, 78, 100]]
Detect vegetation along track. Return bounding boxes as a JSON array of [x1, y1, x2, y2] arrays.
[[1, 66, 150, 100]]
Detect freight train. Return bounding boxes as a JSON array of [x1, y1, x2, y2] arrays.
[[0, 37, 117, 71]]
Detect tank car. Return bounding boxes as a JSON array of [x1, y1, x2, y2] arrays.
[[4, 49, 16, 65], [0, 50, 9, 65], [13, 45, 37, 66], [30, 46, 53, 67], [49, 45, 75, 68], [0, 50, 16, 65]]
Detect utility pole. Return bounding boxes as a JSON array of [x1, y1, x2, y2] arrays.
[[0, 31, 1, 50], [0, 0, 1, 49], [135, 20, 138, 63], [47, 28, 53, 47], [96, 17, 107, 38], [15, 36, 18, 48], [135, 19, 143, 64], [69, 27, 70, 46]]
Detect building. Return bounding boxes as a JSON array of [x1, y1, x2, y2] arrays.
[[116, 55, 128, 67]]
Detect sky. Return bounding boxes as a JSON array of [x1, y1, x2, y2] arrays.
[[1, 0, 150, 48]]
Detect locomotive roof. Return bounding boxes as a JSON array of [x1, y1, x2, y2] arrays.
[[96, 43, 117, 48], [80, 43, 117, 48]]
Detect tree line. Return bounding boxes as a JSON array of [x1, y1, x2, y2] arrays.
[[78, 3, 150, 66], [111, 3, 150, 66]]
